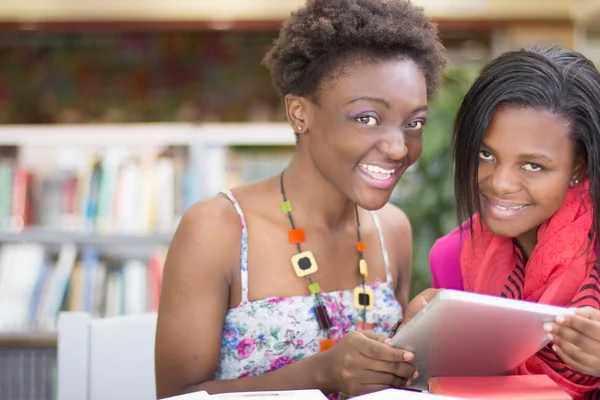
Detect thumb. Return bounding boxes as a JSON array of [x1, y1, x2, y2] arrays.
[[422, 288, 443, 302]]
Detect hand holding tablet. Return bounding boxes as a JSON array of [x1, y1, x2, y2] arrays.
[[389, 290, 575, 389]]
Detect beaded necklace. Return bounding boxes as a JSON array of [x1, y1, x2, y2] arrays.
[[279, 170, 374, 350]]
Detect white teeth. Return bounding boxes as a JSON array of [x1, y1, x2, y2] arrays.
[[494, 204, 526, 211], [359, 164, 395, 174], [358, 163, 395, 181]]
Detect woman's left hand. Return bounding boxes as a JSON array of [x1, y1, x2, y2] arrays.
[[544, 306, 600, 377]]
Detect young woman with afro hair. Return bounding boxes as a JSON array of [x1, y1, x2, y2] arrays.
[[155, 1, 446, 398]]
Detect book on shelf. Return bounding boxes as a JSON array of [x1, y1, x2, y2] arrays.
[[0, 242, 166, 333], [0, 142, 297, 237], [0, 145, 193, 236]]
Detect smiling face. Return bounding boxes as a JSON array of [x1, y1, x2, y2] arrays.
[[477, 105, 583, 253], [291, 58, 428, 210]]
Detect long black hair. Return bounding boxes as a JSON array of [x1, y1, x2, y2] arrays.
[[453, 45, 600, 255]]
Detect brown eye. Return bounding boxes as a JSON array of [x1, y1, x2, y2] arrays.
[[522, 163, 542, 172], [479, 150, 493, 161], [406, 120, 424, 129], [356, 116, 379, 126]]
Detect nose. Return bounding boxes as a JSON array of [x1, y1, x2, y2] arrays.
[[489, 164, 521, 195], [379, 128, 408, 161]]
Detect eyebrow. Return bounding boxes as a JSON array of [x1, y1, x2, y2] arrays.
[[410, 105, 429, 114], [519, 153, 554, 163], [344, 97, 429, 115], [345, 96, 390, 108], [481, 143, 554, 163]]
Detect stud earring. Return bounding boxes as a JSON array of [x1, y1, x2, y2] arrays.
[[571, 179, 580, 187], [297, 126, 303, 132]]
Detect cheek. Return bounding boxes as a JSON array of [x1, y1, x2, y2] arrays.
[[529, 178, 570, 209], [407, 138, 423, 164], [476, 162, 491, 182]]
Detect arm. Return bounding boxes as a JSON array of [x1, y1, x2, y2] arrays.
[[155, 197, 416, 399], [155, 197, 332, 398]]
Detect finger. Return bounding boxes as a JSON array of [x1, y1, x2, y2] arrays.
[[421, 288, 443, 302], [340, 371, 406, 396], [554, 313, 600, 342], [573, 306, 600, 322], [545, 322, 600, 354], [354, 332, 414, 362], [367, 358, 417, 380], [361, 330, 391, 344], [551, 342, 600, 377], [359, 370, 409, 390], [390, 319, 402, 336]]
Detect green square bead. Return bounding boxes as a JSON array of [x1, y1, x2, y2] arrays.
[[308, 282, 321, 294], [280, 200, 293, 214]]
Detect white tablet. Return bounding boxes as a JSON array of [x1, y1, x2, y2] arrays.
[[389, 289, 575, 390]]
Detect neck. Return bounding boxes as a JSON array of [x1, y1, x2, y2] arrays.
[[282, 152, 357, 231], [514, 227, 539, 261]]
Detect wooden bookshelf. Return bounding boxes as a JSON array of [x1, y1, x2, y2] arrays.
[[0, 331, 57, 347], [0, 122, 294, 147], [0, 228, 174, 245]]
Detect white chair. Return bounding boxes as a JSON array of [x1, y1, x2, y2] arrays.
[[57, 311, 158, 400]]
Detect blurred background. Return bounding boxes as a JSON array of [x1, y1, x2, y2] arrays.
[[0, 0, 599, 398]]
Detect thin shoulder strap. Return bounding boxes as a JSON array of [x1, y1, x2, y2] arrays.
[[220, 190, 249, 303], [370, 211, 393, 283]]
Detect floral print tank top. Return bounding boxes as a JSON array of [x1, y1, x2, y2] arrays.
[[214, 191, 403, 396]]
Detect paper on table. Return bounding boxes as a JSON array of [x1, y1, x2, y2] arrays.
[[162, 391, 211, 399], [211, 390, 328, 399], [162, 390, 327, 400], [353, 388, 464, 399]]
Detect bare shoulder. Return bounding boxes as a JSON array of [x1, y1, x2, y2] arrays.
[[161, 192, 243, 300], [179, 193, 242, 237]]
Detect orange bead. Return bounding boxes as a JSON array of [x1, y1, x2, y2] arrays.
[[319, 338, 336, 352], [288, 228, 305, 244], [357, 321, 373, 331], [357, 242, 366, 252]]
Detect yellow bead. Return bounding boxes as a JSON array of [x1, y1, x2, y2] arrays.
[[353, 287, 374, 311], [359, 259, 368, 277], [291, 251, 318, 277]]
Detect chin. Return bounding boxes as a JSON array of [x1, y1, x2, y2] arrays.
[[355, 191, 392, 211], [481, 217, 526, 239]]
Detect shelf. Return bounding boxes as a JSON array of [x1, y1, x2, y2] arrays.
[[0, 228, 173, 245], [0, 122, 296, 147], [0, 331, 57, 347], [572, 0, 600, 26]]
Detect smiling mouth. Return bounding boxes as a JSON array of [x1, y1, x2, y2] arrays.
[[357, 163, 396, 180], [482, 195, 531, 218], [493, 204, 528, 211]]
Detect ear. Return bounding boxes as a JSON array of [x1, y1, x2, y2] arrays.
[[571, 155, 587, 186], [284, 94, 309, 134]]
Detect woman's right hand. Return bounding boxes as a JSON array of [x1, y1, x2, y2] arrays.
[[322, 330, 418, 396]]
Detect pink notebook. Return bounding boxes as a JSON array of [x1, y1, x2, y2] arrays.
[[428, 375, 572, 399]]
